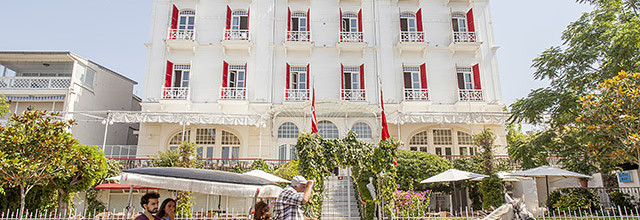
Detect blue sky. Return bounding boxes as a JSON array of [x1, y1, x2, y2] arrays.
[[0, 0, 592, 105]]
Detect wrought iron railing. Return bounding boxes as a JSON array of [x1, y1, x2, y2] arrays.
[[0, 77, 71, 89], [400, 31, 425, 42], [220, 87, 247, 100], [285, 89, 310, 101], [341, 89, 366, 101], [224, 29, 250, 40], [453, 31, 477, 43], [167, 28, 196, 40], [339, 32, 363, 42], [403, 88, 429, 101], [162, 87, 189, 100], [99, 145, 138, 159], [286, 31, 312, 42], [458, 89, 483, 101]]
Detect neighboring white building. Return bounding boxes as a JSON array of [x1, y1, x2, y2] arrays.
[[122, 0, 507, 162], [0, 51, 140, 150]]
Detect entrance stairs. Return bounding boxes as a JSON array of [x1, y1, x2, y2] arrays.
[[321, 176, 361, 220]]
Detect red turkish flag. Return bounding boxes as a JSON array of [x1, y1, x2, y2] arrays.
[[380, 89, 390, 140], [311, 88, 318, 133]]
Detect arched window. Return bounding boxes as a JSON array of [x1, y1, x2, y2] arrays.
[[400, 13, 417, 32], [168, 130, 191, 151], [351, 122, 372, 139], [451, 13, 467, 33], [195, 128, 216, 158], [342, 13, 358, 33], [457, 131, 475, 155], [291, 12, 308, 32], [278, 122, 299, 138], [221, 130, 240, 164], [409, 131, 429, 152], [318, 121, 339, 139], [433, 129, 452, 155], [178, 10, 196, 31]]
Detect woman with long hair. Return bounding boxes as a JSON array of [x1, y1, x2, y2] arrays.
[[253, 200, 271, 220], [156, 198, 176, 220]]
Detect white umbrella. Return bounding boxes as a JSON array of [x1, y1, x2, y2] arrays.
[[510, 166, 592, 202], [420, 169, 488, 212], [243, 170, 291, 183], [472, 171, 531, 182]]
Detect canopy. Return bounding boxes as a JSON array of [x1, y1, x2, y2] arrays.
[[420, 169, 488, 183], [510, 166, 591, 178], [243, 170, 291, 183], [472, 171, 532, 182], [120, 167, 283, 198], [94, 183, 160, 190]]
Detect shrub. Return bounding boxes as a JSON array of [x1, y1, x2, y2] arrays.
[[547, 188, 600, 211], [249, 159, 274, 173], [608, 190, 635, 209], [396, 150, 452, 191], [273, 160, 299, 180], [479, 175, 503, 209], [393, 189, 431, 217]]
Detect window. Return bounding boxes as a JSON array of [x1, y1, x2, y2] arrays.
[[400, 13, 417, 32], [221, 130, 240, 164], [456, 67, 473, 89], [221, 146, 239, 160], [318, 121, 339, 139], [451, 13, 467, 33], [291, 12, 308, 32], [196, 128, 216, 145], [342, 67, 361, 90], [433, 129, 452, 145], [278, 144, 297, 162], [289, 66, 307, 89], [409, 131, 429, 152], [178, 10, 196, 31], [351, 122, 372, 139], [457, 131, 472, 145], [81, 67, 96, 88], [173, 64, 191, 88], [342, 13, 359, 33], [403, 66, 421, 89], [221, 130, 240, 145], [231, 11, 248, 30], [278, 122, 299, 138], [228, 65, 245, 88]]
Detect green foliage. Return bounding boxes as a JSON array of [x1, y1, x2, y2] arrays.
[[152, 142, 199, 216], [153, 149, 181, 167], [0, 95, 9, 119], [506, 125, 550, 169], [229, 166, 245, 173], [273, 160, 299, 180], [85, 188, 106, 213], [395, 150, 451, 191], [479, 175, 503, 210], [453, 156, 509, 210], [608, 190, 636, 209], [0, 185, 59, 211], [393, 189, 431, 217], [176, 191, 194, 218], [547, 188, 600, 211], [0, 110, 78, 217], [249, 159, 274, 173], [474, 129, 497, 175]]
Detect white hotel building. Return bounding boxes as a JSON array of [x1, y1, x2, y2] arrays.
[[118, 0, 508, 162]]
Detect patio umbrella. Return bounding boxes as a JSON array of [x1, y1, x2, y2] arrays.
[[420, 169, 488, 212], [510, 166, 591, 203], [472, 171, 532, 182], [243, 170, 291, 183]]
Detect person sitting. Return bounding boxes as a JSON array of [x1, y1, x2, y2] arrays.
[[253, 201, 271, 220], [156, 198, 176, 220], [134, 192, 161, 220]]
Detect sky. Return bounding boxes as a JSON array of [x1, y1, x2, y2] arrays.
[[0, 0, 593, 106]]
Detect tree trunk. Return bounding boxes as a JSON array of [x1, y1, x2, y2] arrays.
[[19, 185, 26, 220], [57, 188, 69, 215]]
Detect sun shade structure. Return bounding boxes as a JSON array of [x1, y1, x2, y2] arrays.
[[420, 169, 488, 183], [510, 166, 591, 204], [94, 183, 159, 190], [243, 170, 291, 183], [120, 167, 283, 198], [472, 171, 531, 182]]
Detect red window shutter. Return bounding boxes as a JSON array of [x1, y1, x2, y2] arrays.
[[244, 63, 248, 85], [339, 9, 343, 40], [306, 64, 310, 89], [467, 9, 475, 32], [307, 9, 310, 31], [165, 61, 174, 88], [416, 9, 423, 32], [359, 64, 365, 89], [286, 63, 290, 90], [472, 64, 481, 89], [222, 61, 228, 88], [420, 63, 427, 89], [226, 6, 232, 29], [341, 64, 344, 98], [288, 8, 291, 31], [171, 5, 179, 29], [358, 9, 363, 32]]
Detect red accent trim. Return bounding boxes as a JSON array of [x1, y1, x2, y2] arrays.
[[359, 64, 365, 90], [244, 63, 248, 85], [341, 64, 344, 98], [306, 64, 310, 89], [165, 61, 173, 88], [338, 176, 343, 180], [288, 8, 291, 31], [222, 61, 228, 88], [357, 9, 363, 32], [171, 5, 179, 30], [286, 63, 290, 96], [339, 9, 343, 40], [416, 9, 423, 32], [307, 9, 310, 31], [420, 63, 427, 89], [247, 8, 250, 29], [226, 6, 232, 29], [311, 88, 318, 133], [472, 64, 481, 89], [467, 9, 475, 32]]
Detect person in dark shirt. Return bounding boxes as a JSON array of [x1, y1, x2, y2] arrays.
[[135, 192, 161, 220]]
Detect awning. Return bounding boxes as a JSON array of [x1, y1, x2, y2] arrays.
[[120, 167, 283, 198], [110, 111, 267, 126], [94, 183, 160, 190], [387, 111, 508, 124]]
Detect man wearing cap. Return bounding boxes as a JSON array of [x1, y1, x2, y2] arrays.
[[274, 176, 316, 220]]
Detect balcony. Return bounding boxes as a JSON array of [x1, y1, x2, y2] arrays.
[[0, 77, 71, 90], [339, 32, 363, 43], [400, 31, 424, 43], [162, 87, 189, 100], [337, 32, 366, 56], [397, 31, 428, 56], [222, 30, 252, 54], [403, 88, 430, 101], [458, 89, 483, 101], [285, 89, 310, 102], [450, 31, 481, 53], [224, 29, 249, 41], [287, 31, 312, 42], [341, 89, 366, 101], [283, 31, 313, 56], [453, 31, 476, 43], [220, 87, 247, 100], [167, 28, 196, 40]]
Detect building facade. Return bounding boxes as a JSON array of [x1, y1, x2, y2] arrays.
[[126, 0, 507, 161], [0, 51, 140, 149]]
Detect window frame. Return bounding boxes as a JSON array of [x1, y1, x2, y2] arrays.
[[403, 66, 421, 89], [456, 67, 474, 89], [342, 66, 361, 90], [227, 64, 246, 88], [289, 66, 307, 90], [172, 64, 191, 88], [178, 10, 196, 31], [291, 12, 308, 32], [342, 13, 359, 33], [400, 13, 417, 32], [231, 11, 249, 30], [451, 13, 468, 33]]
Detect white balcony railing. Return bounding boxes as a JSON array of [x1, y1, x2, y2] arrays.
[[224, 29, 250, 41], [403, 88, 430, 101], [167, 28, 196, 40], [341, 89, 366, 101], [458, 89, 483, 101], [285, 89, 310, 101], [339, 32, 363, 42], [400, 31, 425, 42], [162, 87, 189, 100], [287, 31, 312, 42], [453, 31, 477, 43], [220, 87, 247, 100], [0, 77, 71, 89]]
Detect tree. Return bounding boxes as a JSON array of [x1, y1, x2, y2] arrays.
[[0, 111, 78, 219], [152, 142, 199, 217], [473, 129, 503, 209], [395, 150, 451, 191], [50, 145, 108, 213], [506, 125, 549, 169]]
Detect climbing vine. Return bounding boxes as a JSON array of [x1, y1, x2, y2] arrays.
[[296, 132, 400, 219]]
